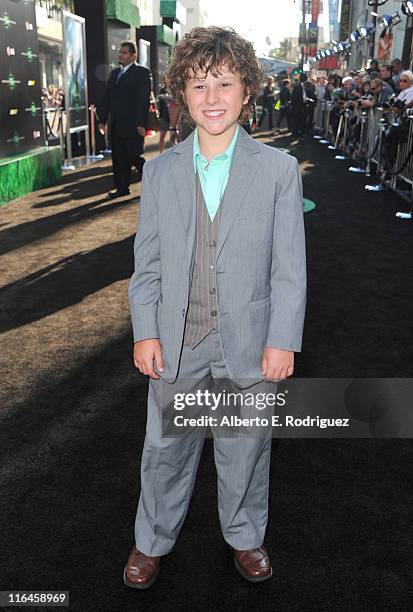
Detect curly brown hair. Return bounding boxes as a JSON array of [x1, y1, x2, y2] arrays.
[[165, 26, 263, 124]]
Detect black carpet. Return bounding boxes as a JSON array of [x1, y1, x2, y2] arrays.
[[1, 133, 413, 611]]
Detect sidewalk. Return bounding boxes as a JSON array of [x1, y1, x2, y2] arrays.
[[0, 133, 162, 409]]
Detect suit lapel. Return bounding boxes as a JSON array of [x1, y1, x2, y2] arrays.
[[171, 130, 196, 234], [115, 67, 123, 84], [216, 127, 260, 262]]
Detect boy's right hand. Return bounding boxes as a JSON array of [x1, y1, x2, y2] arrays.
[[133, 339, 164, 380]]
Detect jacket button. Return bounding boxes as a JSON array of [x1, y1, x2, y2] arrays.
[[182, 308, 186, 316], [211, 310, 217, 316], [208, 240, 216, 247], [209, 287, 216, 295]]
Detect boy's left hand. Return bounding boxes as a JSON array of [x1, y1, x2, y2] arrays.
[[261, 347, 294, 382]]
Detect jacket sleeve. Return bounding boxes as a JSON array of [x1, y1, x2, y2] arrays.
[[97, 70, 115, 124], [265, 156, 307, 352], [128, 162, 161, 342], [136, 67, 151, 128]]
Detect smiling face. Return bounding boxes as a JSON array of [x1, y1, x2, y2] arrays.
[[184, 64, 250, 139]]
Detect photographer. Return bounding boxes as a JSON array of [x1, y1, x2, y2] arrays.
[[382, 72, 413, 172], [343, 77, 372, 110], [341, 76, 356, 99], [359, 78, 393, 109], [303, 79, 318, 134], [342, 78, 374, 149]]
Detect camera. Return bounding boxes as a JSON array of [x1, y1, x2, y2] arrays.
[[381, 94, 406, 111]]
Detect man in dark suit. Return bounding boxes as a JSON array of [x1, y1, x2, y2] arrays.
[[290, 76, 305, 139], [98, 42, 151, 198]]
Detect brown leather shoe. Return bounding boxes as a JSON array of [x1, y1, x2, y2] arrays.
[[233, 546, 273, 582], [123, 546, 160, 589]]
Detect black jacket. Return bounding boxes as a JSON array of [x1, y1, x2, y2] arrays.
[[291, 82, 305, 111], [98, 63, 151, 137], [278, 86, 291, 106]]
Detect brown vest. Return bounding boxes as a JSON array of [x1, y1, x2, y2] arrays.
[[183, 173, 224, 348]]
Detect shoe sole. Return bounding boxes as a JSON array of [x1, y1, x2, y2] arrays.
[[107, 192, 131, 199], [123, 565, 160, 590], [234, 556, 273, 582]]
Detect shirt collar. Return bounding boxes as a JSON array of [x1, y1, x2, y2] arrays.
[[121, 62, 134, 73], [193, 124, 239, 173]]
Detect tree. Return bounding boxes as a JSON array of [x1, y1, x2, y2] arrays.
[[269, 38, 292, 60]]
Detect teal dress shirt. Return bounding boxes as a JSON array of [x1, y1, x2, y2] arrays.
[[192, 124, 239, 220]]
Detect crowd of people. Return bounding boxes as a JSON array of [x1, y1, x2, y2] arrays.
[[96, 41, 413, 199], [255, 57, 413, 143], [41, 85, 64, 109]]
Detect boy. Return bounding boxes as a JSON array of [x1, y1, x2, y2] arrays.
[[125, 26, 306, 588]]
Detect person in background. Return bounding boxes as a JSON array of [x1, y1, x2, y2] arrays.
[[367, 59, 379, 74], [342, 76, 355, 95], [258, 76, 276, 130], [391, 58, 404, 94], [393, 70, 413, 108], [157, 78, 172, 153], [331, 74, 342, 88], [312, 75, 326, 135], [167, 95, 182, 144], [383, 70, 413, 170], [290, 75, 305, 139], [380, 64, 395, 92], [98, 41, 151, 199], [353, 74, 364, 96], [315, 75, 326, 101], [361, 78, 372, 97], [274, 78, 291, 133], [324, 80, 335, 101], [360, 78, 393, 109], [303, 79, 317, 134]]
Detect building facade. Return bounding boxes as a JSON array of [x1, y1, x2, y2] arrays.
[[346, 0, 413, 70]]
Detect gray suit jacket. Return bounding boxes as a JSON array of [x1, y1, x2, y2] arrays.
[[128, 125, 307, 384]]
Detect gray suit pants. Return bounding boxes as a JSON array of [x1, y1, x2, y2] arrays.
[[134, 328, 274, 556]]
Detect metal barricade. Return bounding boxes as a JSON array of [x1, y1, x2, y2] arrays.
[[331, 107, 353, 159], [391, 111, 413, 187], [365, 108, 385, 177], [89, 104, 104, 161], [315, 98, 413, 216], [354, 109, 370, 162], [348, 107, 370, 173], [389, 111, 413, 219], [43, 106, 63, 145], [313, 100, 324, 137], [319, 101, 334, 144]]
